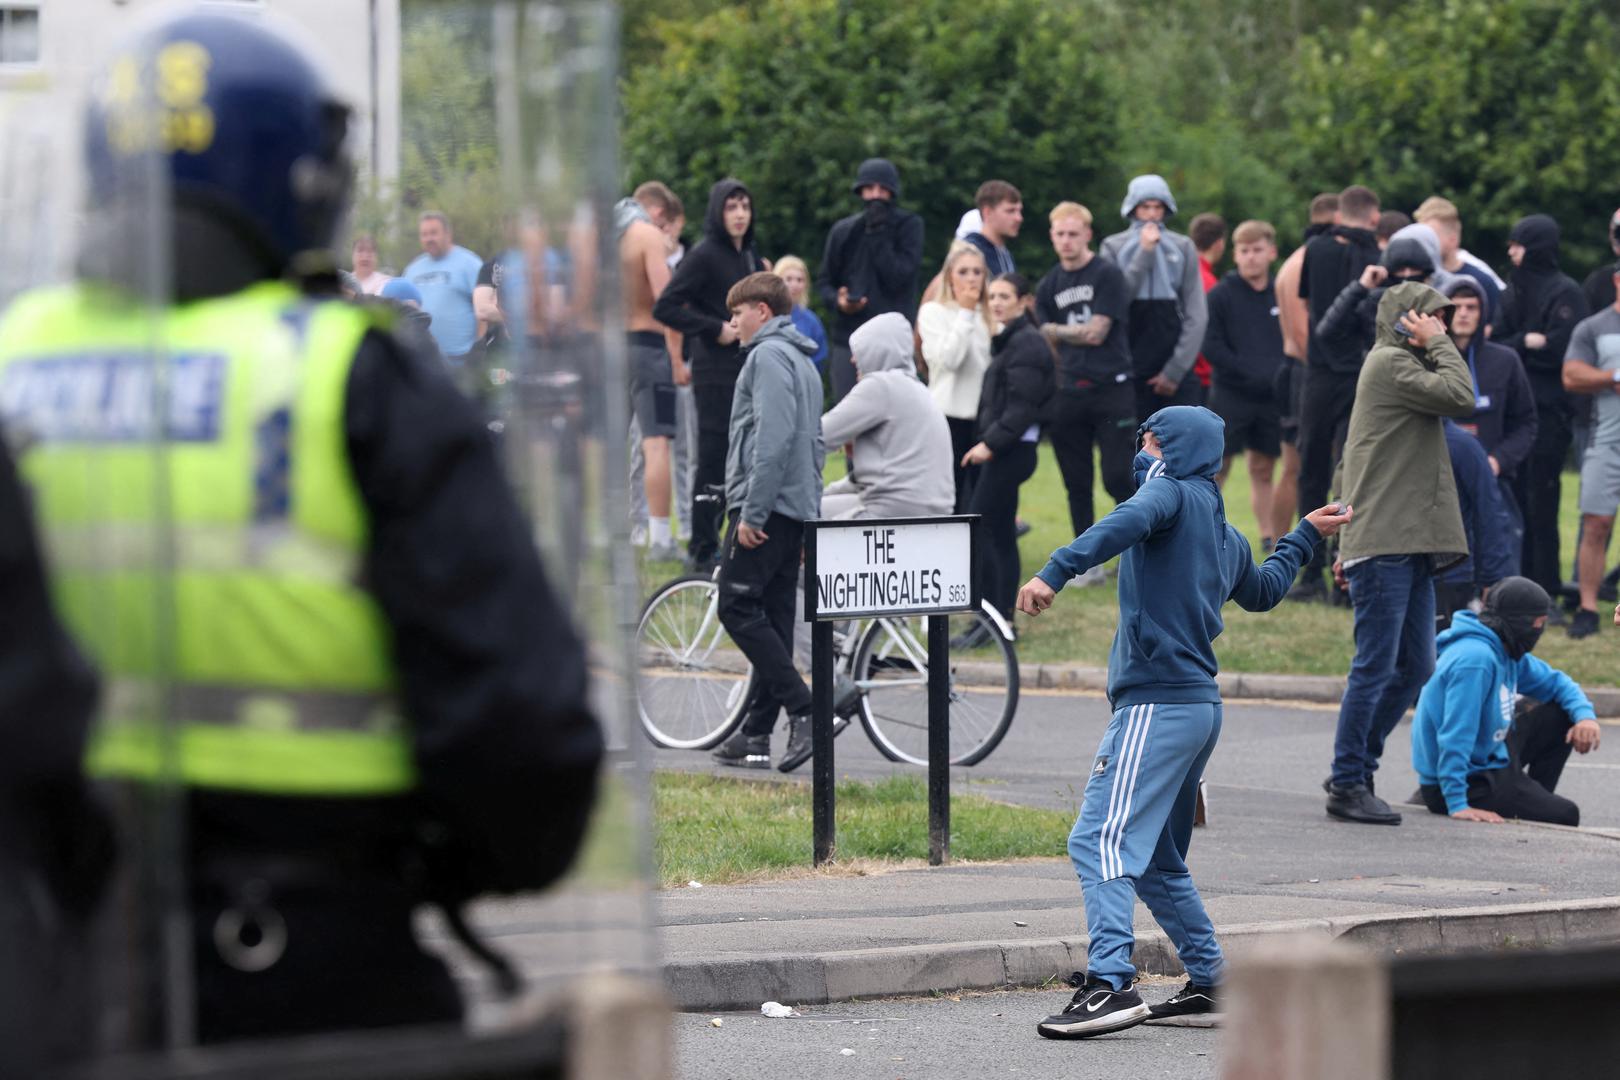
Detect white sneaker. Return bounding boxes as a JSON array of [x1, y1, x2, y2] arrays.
[[1065, 565, 1107, 589], [630, 522, 648, 548]]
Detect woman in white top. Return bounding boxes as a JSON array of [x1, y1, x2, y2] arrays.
[[917, 241, 992, 511]]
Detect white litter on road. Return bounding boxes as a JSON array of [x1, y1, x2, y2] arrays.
[[760, 1001, 799, 1018]]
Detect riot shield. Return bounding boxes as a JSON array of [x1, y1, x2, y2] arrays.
[[0, 20, 189, 1070], [1, 2, 663, 1077]]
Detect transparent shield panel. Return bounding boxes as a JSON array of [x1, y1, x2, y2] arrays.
[[447, 0, 662, 1013], [6, 2, 659, 1076], [0, 22, 187, 1063]]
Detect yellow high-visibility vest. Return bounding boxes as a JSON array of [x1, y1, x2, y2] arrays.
[[0, 280, 414, 795]]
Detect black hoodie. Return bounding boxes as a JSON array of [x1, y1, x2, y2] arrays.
[[817, 158, 925, 346], [1298, 224, 1381, 376], [1203, 270, 1286, 395], [653, 178, 766, 387], [1496, 214, 1589, 409]]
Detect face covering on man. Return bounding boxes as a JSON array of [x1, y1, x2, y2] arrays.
[[1478, 576, 1551, 659]]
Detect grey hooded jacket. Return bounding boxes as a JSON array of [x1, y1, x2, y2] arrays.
[[1098, 174, 1208, 384], [820, 312, 955, 517], [726, 315, 826, 527]]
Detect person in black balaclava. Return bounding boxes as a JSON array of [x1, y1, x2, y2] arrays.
[[1496, 215, 1590, 603], [816, 158, 925, 405], [1314, 234, 1437, 359], [1410, 576, 1601, 826]]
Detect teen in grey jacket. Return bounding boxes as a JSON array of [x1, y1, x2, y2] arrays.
[[821, 312, 955, 519], [725, 315, 826, 527], [1099, 174, 1209, 418]]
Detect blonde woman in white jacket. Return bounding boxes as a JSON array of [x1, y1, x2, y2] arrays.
[[918, 242, 992, 510]]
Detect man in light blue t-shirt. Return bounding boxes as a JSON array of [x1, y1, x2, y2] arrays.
[[403, 211, 483, 359]]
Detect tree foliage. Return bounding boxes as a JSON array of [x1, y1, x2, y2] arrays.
[[621, 0, 1122, 279], [1285, 0, 1620, 270]]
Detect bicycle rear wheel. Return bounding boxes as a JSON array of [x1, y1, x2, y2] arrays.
[[851, 602, 1018, 766], [635, 574, 754, 749]]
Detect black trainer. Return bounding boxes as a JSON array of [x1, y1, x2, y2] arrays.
[[1325, 781, 1401, 825], [777, 713, 814, 773], [1568, 608, 1599, 640], [1036, 975, 1150, 1040], [1145, 980, 1221, 1027], [710, 731, 770, 770]]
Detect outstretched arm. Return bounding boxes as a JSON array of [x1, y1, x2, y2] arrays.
[[1229, 503, 1349, 610]]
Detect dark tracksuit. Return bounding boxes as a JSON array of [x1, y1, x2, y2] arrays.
[[1035, 257, 1136, 537], [1297, 225, 1381, 578], [1496, 216, 1589, 594], [969, 314, 1054, 620], [1436, 421, 1523, 627], [1034, 405, 1322, 992], [816, 158, 924, 404], [1202, 271, 1287, 460], [653, 178, 767, 565]]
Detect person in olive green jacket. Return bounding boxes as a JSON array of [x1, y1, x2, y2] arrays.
[[1324, 280, 1475, 826]]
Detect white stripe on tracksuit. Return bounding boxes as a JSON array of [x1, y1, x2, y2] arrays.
[[1099, 703, 1154, 879], [1147, 460, 1166, 481]]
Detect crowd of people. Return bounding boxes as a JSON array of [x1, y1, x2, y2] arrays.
[[347, 169, 1620, 829]]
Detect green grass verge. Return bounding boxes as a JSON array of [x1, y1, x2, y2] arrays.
[[636, 445, 1613, 686], [653, 771, 1072, 888]]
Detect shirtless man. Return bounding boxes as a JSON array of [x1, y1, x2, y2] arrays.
[[1271, 192, 1339, 550], [620, 181, 683, 559]]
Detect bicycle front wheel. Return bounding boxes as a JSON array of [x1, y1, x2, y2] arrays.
[[635, 574, 754, 749], [851, 603, 1019, 766]]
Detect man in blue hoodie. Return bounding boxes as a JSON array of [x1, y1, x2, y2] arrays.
[[1412, 577, 1600, 826], [1016, 405, 1352, 1040], [708, 272, 827, 774]]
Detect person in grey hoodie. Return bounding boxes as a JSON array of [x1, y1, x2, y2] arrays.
[[711, 272, 827, 775], [820, 312, 955, 519], [1100, 175, 1209, 422]]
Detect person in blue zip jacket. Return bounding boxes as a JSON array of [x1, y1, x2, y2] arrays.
[[1412, 576, 1601, 827], [1015, 404, 1353, 1040]]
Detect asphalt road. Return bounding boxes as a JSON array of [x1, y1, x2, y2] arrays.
[[654, 684, 1620, 829], [674, 977, 1219, 1080]]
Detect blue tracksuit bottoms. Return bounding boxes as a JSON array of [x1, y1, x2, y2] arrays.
[[1068, 701, 1224, 991]]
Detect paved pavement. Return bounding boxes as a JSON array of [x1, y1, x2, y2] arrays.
[[674, 977, 1220, 1080], [442, 689, 1620, 1035], [644, 690, 1620, 1009]]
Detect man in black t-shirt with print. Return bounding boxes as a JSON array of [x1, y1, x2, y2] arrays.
[[1036, 202, 1136, 570]]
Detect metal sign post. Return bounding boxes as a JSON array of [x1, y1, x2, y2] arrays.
[[803, 516, 978, 868]]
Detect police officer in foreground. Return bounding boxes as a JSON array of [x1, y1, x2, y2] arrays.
[[0, 9, 603, 1045]]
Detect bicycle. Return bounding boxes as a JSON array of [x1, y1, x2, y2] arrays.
[[634, 571, 1020, 766]]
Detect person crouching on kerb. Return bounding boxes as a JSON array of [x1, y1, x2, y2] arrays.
[[1015, 404, 1353, 1040], [1411, 577, 1600, 826]]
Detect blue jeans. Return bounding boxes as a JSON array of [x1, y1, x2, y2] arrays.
[[1331, 555, 1437, 788]]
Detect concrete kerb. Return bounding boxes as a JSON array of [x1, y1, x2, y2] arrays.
[[954, 659, 1620, 714], [661, 896, 1620, 1012]]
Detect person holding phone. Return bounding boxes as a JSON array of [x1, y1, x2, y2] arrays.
[[1323, 282, 1476, 826]]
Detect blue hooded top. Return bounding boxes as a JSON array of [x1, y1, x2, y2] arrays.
[[1035, 405, 1322, 709], [1411, 611, 1593, 814]]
